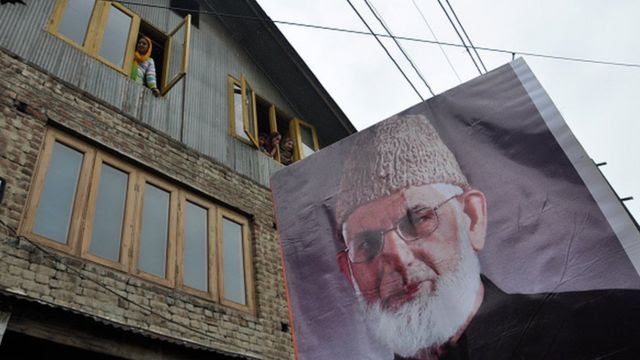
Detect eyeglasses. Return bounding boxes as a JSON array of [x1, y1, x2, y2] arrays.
[[342, 195, 458, 264]]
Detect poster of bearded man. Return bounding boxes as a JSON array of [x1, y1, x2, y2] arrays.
[[270, 59, 640, 360]]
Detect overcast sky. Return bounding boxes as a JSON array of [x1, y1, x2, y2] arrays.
[[256, 0, 639, 222]]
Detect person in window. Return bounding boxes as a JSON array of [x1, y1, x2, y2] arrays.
[[269, 132, 282, 159], [259, 132, 270, 155], [259, 132, 281, 159], [131, 35, 159, 97], [279, 134, 294, 165]]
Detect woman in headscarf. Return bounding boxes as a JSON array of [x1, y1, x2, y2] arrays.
[[131, 35, 159, 97]]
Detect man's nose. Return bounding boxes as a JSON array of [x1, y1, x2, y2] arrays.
[[380, 231, 419, 280]]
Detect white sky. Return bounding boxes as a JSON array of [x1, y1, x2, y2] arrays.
[[256, 0, 640, 222]]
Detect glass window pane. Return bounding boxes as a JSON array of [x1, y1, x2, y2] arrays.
[[33, 142, 84, 244], [233, 84, 249, 142], [89, 163, 128, 262], [222, 218, 246, 305], [300, 125, 316, 158], [183, 201, 208, 291], [138, 183, 170, 277], [99, 5, 132, 67], [167, 23, 186, 83], [58, 0, 94, 46], [244, 85, 256, 141]]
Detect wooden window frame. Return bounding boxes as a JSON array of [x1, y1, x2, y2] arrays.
[[161, 14, 191, 95], [290, 118, 320, 161], [176, 192, 218, 301], [20, 129, 95, 254], [47, 1, 190, 94], [241, 74, 259, 148], [47, 0, 139, 75], [80, 152, 137, 272], [217, 209, 255, 313], [268, 104, 281, 162], [228, 76, 253, 146], [227, 74, 321, 165], [91, 1, 140, 73], [131, 173, 178, 288], [46, 0, 101, 54], [20, 129, 255, 313]]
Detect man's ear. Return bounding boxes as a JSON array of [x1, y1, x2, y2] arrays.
[[460, 189, 487, 251]]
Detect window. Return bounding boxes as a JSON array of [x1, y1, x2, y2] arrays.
[[80, 152, 136, 272], [177, 194, 215, 298], [47, 0, 191, 95], [133, 174, 178, 287], [242, 75, 258, 146], [290, 118, 320, 160], [21, 129, 254, 312], [22, 131, 94, 253], [219, 210, 252, 309], [229, 78, 249, 143], [228, 74, 321, 164]]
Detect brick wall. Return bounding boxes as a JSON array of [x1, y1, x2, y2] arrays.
[[0, 49, 293, 359]]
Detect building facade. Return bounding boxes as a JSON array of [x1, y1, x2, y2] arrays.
[[0, 0, 354, 358]]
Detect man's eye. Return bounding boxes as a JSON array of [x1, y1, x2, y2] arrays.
[[353, 231, 380, 256], [412, 208, 436, 224]]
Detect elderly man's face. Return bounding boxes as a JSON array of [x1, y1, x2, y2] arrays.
[[343, 184, 469, 309], [341, 184, 487, 357]]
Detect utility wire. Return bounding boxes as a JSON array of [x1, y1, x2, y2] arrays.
[[435, 0, 483, 75], [410, 0, 462, 82], [345, 0, 425, 101], [0, 219, 242, 354], [112, 0, 640, 70], [273, 20, 640, 69], [444, 0, 487, 72], [363, 0, 435, 96]]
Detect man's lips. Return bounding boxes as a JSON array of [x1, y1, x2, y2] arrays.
[[404, 282, 421, 297], [380, 280, 432, 310]]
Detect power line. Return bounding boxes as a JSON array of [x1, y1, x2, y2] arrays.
[[363, 0, 435, 96], [444, 0, 487, 73], [345, 0, 425, 101], [112, 0, 640, 70], [275, 21, 640, 69], [410, 0, 462, 82], [435, 0, 483, 75]]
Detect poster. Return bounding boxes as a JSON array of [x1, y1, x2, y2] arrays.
[[271, 59, 640, 360]]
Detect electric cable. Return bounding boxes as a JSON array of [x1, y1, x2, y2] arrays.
[[109, 1, 640, 70], [345, 0, 425, 101], [410, 0, 462, 82], [363, 0, 435, 96], [435, 0, 483, 74], [444, 0, 487, 72]]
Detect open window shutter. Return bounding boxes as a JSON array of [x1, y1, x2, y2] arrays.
[[160, 14, 191, 95], [268, 105, 281, 162], [290, 118, 302, 161], [241, 75, 259, 148], [290, 118, 319, 160]]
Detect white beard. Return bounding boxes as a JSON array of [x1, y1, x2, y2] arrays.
[[354, 226, 482, 358]]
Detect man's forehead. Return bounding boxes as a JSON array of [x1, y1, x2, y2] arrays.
[[344, 184, 446, 226]]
